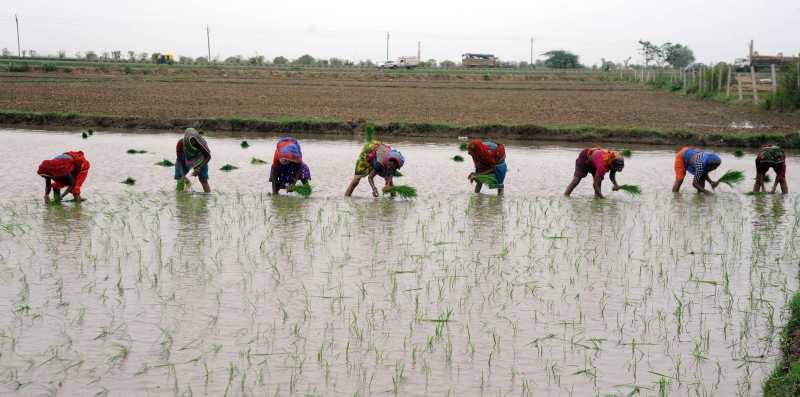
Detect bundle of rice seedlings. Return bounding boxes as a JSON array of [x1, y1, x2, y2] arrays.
[[763, 174, 772, 182], [292, 184, 313, 198], [81, 132, 89, 139], [155, 159, 175, 167], [385, 185, 417, 198], [250, 157, 268, 165], [459, 142, 468, 151], [473, 174, 498, 188], [733, 149, 744, 158], [452, 155, 464, 162], [745, 191, 768, 196], [241, 140, 250, 148], [718, 170, 745, 187], [618, 184, 641, 195], [219, 164, 238, 171], [393, 170, 403, 177], [176, 178, 191, 191], [121, 177, 136, 185], [87, 129, 94, 135], [621, 149, 632, 158], [126, 149, 147, 154], [366, 124, 376, 142]]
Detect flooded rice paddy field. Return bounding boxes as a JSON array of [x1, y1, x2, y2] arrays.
[[0, 129, 799, 396]]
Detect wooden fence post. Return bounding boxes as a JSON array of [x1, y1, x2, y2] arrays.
[[717, 66, 723, 92], [682, 70, 687, 92], [726, 66, 732, 97], [750, 66, 759, 104], [737, 76, 743, 100], [771, 64, 777, 95]]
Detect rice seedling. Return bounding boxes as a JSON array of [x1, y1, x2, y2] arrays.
[[733, 149, 744, 158], [240, 140, 250, 148], [250, 157, 267, 165], [366, 123, 376, 142], [459, 142, 468, 151], [621, 149, 632, 157], [385, 185, 417, 198], [219, 164, 239, 171], [452, 155, 464, 162], [745, 191, 769, 196], [126, 149, 147, 154], [155, 159, 174, 167], [121, 177, 136, 185], [291, 184, 313, 198], [617, 184, 641, 195], [81, 131, 88, 139], [718, 170, 745, 187], [473, 174, 498, 188]]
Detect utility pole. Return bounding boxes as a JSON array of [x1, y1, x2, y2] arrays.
[[530, 36, 534, 66], [417, 41, 421, 61], [206, 25, 212, 63], [15, 14, 21, 57], [386, 32, 390, 62]]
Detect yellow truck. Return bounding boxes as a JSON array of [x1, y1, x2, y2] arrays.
[[462, 53, 498, 68]]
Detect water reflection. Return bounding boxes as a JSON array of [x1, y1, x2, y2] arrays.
[[465, 195, 505, 248], [174, 192, 211, 262], [40, 202, 88, 259]]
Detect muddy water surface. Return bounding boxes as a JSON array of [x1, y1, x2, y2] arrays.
[[0, 128, 798, 396]]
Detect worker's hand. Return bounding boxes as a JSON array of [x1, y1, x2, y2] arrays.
[[372, 187, 379, 197], [382, 186, 391, 194], [191, 169, 199, 177], [286, 184, 295, 192], [612, 185, 620, 191], [710, 180, 719, 189], [468, 172, 475, 183]]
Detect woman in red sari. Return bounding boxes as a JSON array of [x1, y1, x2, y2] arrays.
[[37, 151, 91, 202]]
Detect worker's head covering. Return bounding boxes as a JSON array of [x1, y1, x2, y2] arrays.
[[277, 137, 303, 164], [386, 149, 405, 169], [610, 152, 624, 171], [705, 153, 721, 169]]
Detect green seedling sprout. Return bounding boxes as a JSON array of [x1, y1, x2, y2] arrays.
[[718, 170, 745, 187], [385, 185, 417, 198], [452, 155, 464, 162], [618, 184, 641, 195]]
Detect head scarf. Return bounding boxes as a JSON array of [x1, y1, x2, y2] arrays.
[[277, 137, 303, 163], [385, 149, 405, 169], [37, 158, 75, 178], [182, 128, 210, 162]]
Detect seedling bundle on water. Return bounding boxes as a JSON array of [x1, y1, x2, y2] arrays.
[[126, 149, 147, 154], [718, 170, 745, 187], [473, 174, 499, 188], [621, 149, 633, 158], [617, 184, 641, 195], [121, 177, 136, 185], [733, 150, 744, 158], [219, 164, 238, 171], [240, 141, 250, 148], [250, 157, 267, 165], [452, 155, 464, 162], [155, 159, 174, 167], [385, 185, 417, 198]]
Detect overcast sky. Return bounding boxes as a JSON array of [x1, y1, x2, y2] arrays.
[[3, 0, 799, 65]]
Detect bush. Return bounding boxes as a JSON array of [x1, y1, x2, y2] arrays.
[[8, 62, 31, 72], [769, 63, 800, 112], [123, 66, 133, 74], [42, 63, 57, 72]]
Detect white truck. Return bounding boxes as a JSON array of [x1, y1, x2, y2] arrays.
[[379, 56, 420, 69]]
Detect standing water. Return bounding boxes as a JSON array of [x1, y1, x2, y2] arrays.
[[0, 129, 797, 396]]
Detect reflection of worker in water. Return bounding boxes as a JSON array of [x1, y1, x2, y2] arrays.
[[345, 140, 405, 197], [753, 145, 787, 194], [269, 137, 311, 195], [37, 151, 90, 203], [564, 147, 623, 198], [175, 128, 211, 193], [467, 139, 507, 195], [672, 147, 720, 194]]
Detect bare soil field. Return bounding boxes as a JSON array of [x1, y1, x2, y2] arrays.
[[1, 69, 799, 133]]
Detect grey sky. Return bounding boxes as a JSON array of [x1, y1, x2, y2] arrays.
[[3, 0, 799, 65]]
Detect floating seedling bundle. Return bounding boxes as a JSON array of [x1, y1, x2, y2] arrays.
[[733, 150, 744, 158], [621, 149, 632, 158], [240, 141, 250, 148], [452, 155, 464, 162], [155, 159, 174, 167], [121, 177, 136, 185], [618, 184, 641, 195], [250, 157, 268, 165], [126, 149, 147, 154], [220, 164, 239, 171], [718, 170, 745, 187], [385, 185, 417, 198]]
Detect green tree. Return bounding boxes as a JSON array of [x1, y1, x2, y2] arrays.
[[294, 54, 315, 65], [638, 40, 662, 66], [273, 56, 288, 65], [439, 60, 456, 68], [662, 43, 695, 68], [542, 50, 581, 69]]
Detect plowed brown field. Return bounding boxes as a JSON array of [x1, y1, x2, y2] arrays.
[[1, 71, 799, 132]]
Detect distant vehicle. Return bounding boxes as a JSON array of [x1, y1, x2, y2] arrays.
[[156, 53, 174, 65], [462, 53, 498, 68], [733, 58, 750, 72], [378, 56, 419, 69], [684, 63, 705, 72]]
